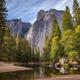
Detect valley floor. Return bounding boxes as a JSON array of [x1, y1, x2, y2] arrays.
[[0, 62, 32, 73]]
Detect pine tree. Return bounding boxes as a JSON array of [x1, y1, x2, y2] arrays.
[[0, 0, 7, 60], [0, 0, 7, 44], [73, 0, 79, 14], [43, 14, 61, 62], [50, 15, 62, 60], [73, 0, 80, 26], [77, 8, 80, 25], [1, 27, 12, 61], [62, 6, 73, 31], [75, 25, 80, 59], [51, 14, 61, 37], [43, 37, 51, 62]]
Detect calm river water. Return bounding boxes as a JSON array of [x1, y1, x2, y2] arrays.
[[0, 66, 57, 80], [0, 66, 80, 80]]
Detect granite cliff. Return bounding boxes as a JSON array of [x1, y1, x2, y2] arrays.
[[7, 19, 31, 37], [26, 9, 63, 53]]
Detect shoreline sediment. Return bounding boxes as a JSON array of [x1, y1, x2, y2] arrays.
[[0, 62, 32, 73]]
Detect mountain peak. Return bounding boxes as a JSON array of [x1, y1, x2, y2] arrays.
[[7, 19, 31, 37], [26, 9, 63, 53]]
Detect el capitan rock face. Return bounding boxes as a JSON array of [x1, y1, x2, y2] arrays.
[[26, 9, 63, 53], [7, 19, 31, 37]]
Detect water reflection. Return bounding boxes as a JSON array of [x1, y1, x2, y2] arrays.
[[0, 71, 33, 80], [0, 64, 79, 80], [0, 66, 55, 80]]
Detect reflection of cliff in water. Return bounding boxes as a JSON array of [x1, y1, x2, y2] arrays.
[[0, 65, 80, 80]]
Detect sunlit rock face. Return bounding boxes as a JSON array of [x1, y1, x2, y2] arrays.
[[26, 9, 63, 53], [7, 19, 31, 37]]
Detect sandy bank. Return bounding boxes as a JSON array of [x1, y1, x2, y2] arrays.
[[0, 62, 32, 73]]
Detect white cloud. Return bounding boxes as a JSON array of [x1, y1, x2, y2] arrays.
[[6, 0, 80, 22]]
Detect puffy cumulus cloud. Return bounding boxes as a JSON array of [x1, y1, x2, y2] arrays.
[[6, 0, 80, 23]]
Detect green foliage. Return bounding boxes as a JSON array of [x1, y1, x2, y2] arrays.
[[75, 25, 80, 33], [76, 8, 80, 25], [75, 25, 80, 57], [3, 29, 16, 61], [50, 37, 60, 59], [51, 14, 61, 37], [32, 48, 40, 63], [73, 0, 80, 26], [49, 15, 61, 60], [73, 0, 79, 14], [43, 37, 51, 61], [47, 2, 80, 72], [43, 14, 62, 62], [0, 0, 7, 60], [60, 28, 80, 63], [62, 6, 73, 31], [1, 25, 41, 63], [68, 51, 78, 62], [61, 30, 76, 54], [50, 36, 64, 61], [15, 38, 31, 63]]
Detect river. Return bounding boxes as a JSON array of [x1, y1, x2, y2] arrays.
[[0, 65, 80, 80], [0, 65, 58, 80]]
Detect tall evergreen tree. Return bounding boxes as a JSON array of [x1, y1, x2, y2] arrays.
[[62, 6, 73, 31], [1, 27, 15, 61], [0, 0, 7, 45], [76, 8, 80, 25], [50, 14, 61, 59], [0, 0, 7, 60], [73, 0, 79, 14], [43, 14, 61, 61], [43, 37, 51, 61], [51, 14, 61, 37], [73, 0, 80, 26], [75, 25, 80, 59]]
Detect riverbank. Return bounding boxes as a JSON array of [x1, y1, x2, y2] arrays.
[[0, 62, 32, 73], [36, 74, 80, 80]]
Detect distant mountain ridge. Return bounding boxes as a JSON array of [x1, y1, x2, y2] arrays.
[[26, 9, 63, 53], [7, 19, 31, 37]]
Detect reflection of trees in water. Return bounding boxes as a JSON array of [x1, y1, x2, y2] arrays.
[[0, 63, 79, 80], [33, 66, 54, 78], [0, 71, 34, 80], [33, 66, 44, 78]]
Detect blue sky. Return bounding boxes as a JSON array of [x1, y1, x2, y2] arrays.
[[6, 0, 80, 23]]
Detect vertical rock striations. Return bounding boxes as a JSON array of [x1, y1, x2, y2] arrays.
[[7, 19, 31, 37], [26, 9, 63, 53]]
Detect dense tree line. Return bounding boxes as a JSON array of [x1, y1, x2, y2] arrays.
[[43, 0, 80, 73], [0, 0, 40, 63], [1, 29, 40, 63]]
